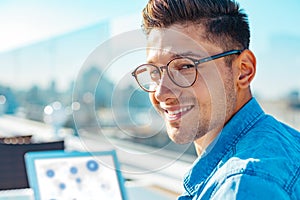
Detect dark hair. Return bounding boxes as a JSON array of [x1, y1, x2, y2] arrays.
[[142, 0, 250, 50]]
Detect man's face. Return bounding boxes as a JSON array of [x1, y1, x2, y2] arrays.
[[146, 24, 238, 144]]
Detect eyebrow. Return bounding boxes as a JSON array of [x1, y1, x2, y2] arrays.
[[147, 51, 206, 64], [171, 51, 206, 59]]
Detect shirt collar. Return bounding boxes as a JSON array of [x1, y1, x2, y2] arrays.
[[183, 98, 265, 195]]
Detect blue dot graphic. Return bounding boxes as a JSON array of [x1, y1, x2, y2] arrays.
[[76, 177, 81, 183], [59, 183, 66, 190], [70, 166, 78, 174], [86, 160, 99, 172], [46, 169, 55, 178]]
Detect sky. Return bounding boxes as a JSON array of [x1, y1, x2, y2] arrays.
[[0, 0, 300, 99], [0, 0, 147, 52], [238, 0, 300, 99]]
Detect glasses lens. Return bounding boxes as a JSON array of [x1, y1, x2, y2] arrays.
[[135, 64, 160, 92], [168, 58, 196, 87]]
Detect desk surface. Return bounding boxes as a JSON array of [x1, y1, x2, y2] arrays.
[[0, 189, 34, 200], [126, 184, 177, 200], [0, 185, 176, 200]]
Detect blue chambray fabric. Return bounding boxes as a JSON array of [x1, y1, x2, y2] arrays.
[[178, 98, 300, 200]]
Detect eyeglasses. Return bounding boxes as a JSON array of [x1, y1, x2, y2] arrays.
[[132, 49, 243, 92]]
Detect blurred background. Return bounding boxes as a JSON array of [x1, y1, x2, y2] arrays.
[[0, 0, 299, 197], [0, 0, 300, 154]]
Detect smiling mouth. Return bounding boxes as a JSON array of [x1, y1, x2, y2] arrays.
[[164, 105, 193, 121]]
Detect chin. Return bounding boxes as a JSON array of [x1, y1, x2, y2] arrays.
[[168, 130, 194, 145], [172, 138, 192, 145]]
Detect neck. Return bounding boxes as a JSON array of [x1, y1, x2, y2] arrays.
[[193, 127, 222, 156], [194, 93, 253, 156]]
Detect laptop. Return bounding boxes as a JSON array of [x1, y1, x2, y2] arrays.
[[25, 150, 127, 200]]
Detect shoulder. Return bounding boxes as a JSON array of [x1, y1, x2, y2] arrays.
[[206, 155, 300, 199], [235, 114, 300, 169], [214, 115, 300, 198], [210, 172, 291, 199]]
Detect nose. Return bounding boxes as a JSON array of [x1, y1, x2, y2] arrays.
[[154, 70, 180, 103]]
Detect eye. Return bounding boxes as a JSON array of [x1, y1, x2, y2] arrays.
[[180, 64, 194, 70], [175, 64, 195, 72], [170, 58, 195, 71], [150, 69, 160, 79]]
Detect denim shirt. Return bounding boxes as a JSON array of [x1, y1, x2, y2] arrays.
[[178, 98, 300, 200]]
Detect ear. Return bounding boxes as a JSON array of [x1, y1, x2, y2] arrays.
[[236, 49, 256, 89]]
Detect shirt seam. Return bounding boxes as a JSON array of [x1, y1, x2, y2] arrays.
[[285, 165, 300, 195]]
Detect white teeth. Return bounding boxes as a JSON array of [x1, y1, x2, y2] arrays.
[[168, 106, 192, 115]]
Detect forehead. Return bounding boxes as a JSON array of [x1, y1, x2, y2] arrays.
[[146, 24, 220, 60]]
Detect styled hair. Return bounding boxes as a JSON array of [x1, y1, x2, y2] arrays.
[[142, 0, 250, 51]]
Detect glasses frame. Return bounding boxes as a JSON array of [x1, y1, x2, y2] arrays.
[[132, 49, 243, 92]]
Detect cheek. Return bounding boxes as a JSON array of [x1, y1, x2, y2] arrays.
[[197, 66, 231, 103], [149, 93, 162, 113], [191, 74, 211, 102], [192, 72, 226, 118]]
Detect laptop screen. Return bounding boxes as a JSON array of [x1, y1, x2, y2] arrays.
[[25, 150, 127, 200]]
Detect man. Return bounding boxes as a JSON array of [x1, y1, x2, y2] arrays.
[[131, 0, 300, 199]]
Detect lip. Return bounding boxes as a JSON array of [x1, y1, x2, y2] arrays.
[[162, 105, 194, 121]]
